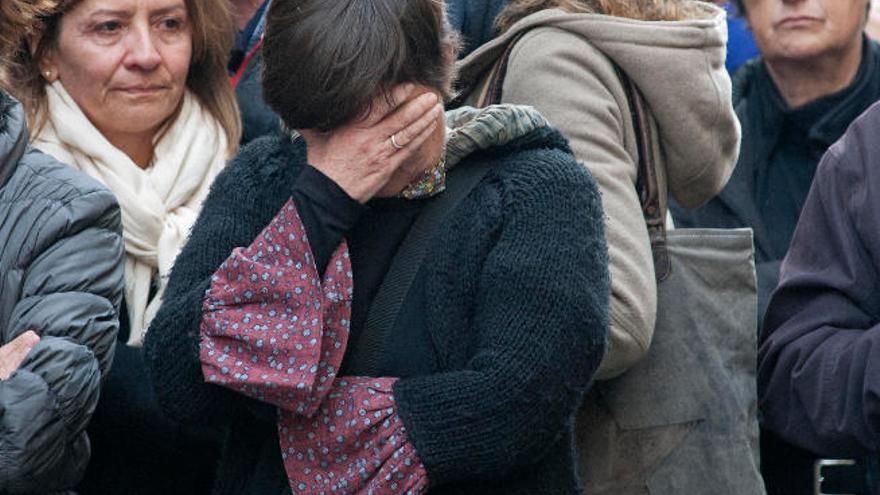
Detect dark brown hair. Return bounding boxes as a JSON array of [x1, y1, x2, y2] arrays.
[[1, 0, 241, 151], [495, 0, 710, 33], [0, 1, 55, 63], [263, 0, 458, 131]]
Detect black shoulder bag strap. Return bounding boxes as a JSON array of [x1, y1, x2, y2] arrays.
[[346, 159, 496, 374]]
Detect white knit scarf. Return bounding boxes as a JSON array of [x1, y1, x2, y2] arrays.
[[33, 81, 229, 347]]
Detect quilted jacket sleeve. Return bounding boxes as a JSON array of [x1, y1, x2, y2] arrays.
[[0, 186, 124, 494]]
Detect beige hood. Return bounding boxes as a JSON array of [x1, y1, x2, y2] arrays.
[[458, 1, 740, 207]]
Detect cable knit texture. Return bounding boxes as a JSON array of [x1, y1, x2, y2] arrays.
[[145, 122, 609, 494]]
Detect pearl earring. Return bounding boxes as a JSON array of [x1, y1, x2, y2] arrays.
[[44, 71, 52, 80]]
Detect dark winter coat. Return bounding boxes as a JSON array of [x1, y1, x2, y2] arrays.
[[145, 126, 610, 494], [234, 49, 280, 145], [759, 101, 880, 459], [671, 38, 880, 324], [229, 0, 281, 145], [0, 91, 124, 493]]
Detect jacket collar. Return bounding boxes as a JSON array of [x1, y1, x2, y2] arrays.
[[808, 38, 880, 146], [713, 38, 880, 258], [743, 37, 880, 159], [0, 92, 29, 190]]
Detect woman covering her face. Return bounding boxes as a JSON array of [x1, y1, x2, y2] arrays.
[[457, 0, 741, 490], [144, 0, 611, 493], [4, 1, 441, 493]]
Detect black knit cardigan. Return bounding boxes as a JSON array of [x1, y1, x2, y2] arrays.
[[144, 126, 610, 494]]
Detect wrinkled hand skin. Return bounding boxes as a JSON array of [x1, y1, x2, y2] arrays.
[[0, 330, 40, 380], [302, 83, 443, 203]]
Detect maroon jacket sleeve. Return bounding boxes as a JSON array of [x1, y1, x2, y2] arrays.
[[759, 103, 880, 457]]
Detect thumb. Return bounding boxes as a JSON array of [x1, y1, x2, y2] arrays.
[[10, 330, 40, 357]]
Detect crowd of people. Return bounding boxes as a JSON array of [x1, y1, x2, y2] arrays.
[[1, 0, 880, 494]]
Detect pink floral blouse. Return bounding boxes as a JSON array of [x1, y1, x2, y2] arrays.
[[198, 199, 428, 494]]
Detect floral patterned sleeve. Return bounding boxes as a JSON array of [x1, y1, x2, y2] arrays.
[[198, 198, 428, 494]]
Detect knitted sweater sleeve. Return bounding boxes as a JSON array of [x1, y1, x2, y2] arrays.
[[144, 170, 261, 424], [500, 29, 655, 380], [144, 137, 363, 426], [393, 149, 610, 486], [144, 137, 302, 424]]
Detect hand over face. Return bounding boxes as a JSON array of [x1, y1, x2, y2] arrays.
[[0, 330, 40, 380], [301, 84, 445, 203]]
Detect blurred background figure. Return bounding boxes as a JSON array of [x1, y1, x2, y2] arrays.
[[0, 3, 124, 493], [673, 0, 877, 330], [446, 0, 510, 57], [228, 0, 279, 144], [671, 0, 880, 493], [715, 0, 760, 72], [2, 0, 241, 493]]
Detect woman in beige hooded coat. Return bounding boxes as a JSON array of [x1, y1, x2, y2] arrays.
[[460, 0, 740, 380], [458, 0, 742, 491]]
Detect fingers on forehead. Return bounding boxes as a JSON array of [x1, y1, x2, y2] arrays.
[[362, 84, 415, 123], [381, 92, 438, 132], [357, 93, 392, 126]]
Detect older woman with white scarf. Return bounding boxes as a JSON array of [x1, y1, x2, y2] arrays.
[[7, 0, 240, 347], [2, 0, 240, 491], [2, 0, 439, 492]]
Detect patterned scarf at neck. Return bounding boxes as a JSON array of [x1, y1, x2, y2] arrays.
[[398, 156, 448, 200]]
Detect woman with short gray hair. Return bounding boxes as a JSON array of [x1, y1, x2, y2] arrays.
[[672, 1, 880, 491]]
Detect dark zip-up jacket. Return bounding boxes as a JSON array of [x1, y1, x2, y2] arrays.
[[0, 91, 124, 493], [760, 101, 880, 458]]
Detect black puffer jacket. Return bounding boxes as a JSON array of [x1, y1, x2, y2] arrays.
[[0, 91, 124, 493]]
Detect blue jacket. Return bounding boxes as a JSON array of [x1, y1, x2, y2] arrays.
[[722, 2, 758, 73], [760, 101, 880, 457], [447, 0, 509, 57]]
